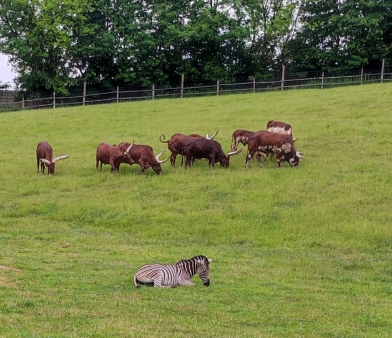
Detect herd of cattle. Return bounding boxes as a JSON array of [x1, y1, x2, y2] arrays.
[[36, 120, 304, 175]]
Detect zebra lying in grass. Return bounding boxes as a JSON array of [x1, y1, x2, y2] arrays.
[[134, 255, 212, 288]]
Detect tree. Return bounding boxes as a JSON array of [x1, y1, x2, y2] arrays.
[[287, 0, 392, 72], [231, 0, 303, 77], [0, 0, 94, 95]]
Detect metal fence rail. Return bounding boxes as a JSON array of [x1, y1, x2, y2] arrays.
[[1, 68, 391, 112]]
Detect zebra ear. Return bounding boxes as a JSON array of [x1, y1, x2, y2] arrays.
[[208, 259, 213, 263]]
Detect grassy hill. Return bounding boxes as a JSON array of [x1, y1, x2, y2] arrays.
[[1, 83, 392, 337]]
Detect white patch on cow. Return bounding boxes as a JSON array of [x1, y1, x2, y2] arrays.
[[268, 127, 292, 135], [281, 143, 291, 154]]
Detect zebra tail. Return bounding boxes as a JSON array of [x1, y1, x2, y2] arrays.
[[134, 275, 141, 287]]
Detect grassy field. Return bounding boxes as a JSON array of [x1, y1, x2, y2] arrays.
[[1, 83, 392, 337]]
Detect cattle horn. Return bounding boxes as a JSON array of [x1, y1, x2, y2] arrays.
[[293, 137, 299, 142], [53, 156, 69, 163], [296, 151, 304, 159], [39, 158, 51, 165], [125, 141, 134, 153], [156, 150, 169, 164], [206, 130, 218, 140], [227, 148, 243, 157], [159, 134, 169, 143]]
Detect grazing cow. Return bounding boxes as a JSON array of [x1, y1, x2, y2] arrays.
[[117, 142, 168, 174], [36, 141, 69, 175], [159, 130, 218, 167], [267, 120, 298, 142], [96, 142, 134, 172], [245, 131, 304, 169], [231, 129, 255, 151], [182, 138, 242, 168]]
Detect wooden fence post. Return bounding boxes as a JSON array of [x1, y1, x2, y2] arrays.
[[53, 91, 56, 109], [361, 66, 364, 85], [253, 77, 256, 93], [321, 72, 324, 89], [381, 58, 385, 83], [181, 74, 184, 98], [152, 84, 155, 100], [216, 80, 219, 96], [22, 96, 24, 109], [116, 86, 119, 103], [281, 65, 285, 91], [83, 82, 87, 106]]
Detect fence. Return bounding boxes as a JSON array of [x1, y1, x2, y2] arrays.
[[1, 63, 392, 112]]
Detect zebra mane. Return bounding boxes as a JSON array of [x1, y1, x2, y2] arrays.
[[176, 255, 209, 266]]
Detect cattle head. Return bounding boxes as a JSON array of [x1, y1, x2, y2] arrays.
[[220, 148, 243, 167], [121, 143, 135, 165], [152, 150, 168, 174], [39, 156, 69, 175], [288, 151, 304, 167]]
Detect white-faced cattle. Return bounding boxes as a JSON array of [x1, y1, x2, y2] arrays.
[[159, 131, 218, 167], [117, 142, 168, 174], [96, 142, 134, 172], [36, 141, 69, 175], [182, 138, 242, 168], [246, 131, 304, 169], [231, 129, 255, 151]]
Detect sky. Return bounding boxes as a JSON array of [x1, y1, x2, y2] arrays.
[[0, 53, 16, 86]]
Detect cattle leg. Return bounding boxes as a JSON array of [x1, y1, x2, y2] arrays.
[[256, 153, 264, 168], [245, 152, 252, 168], [275, 152, 282, 169], [185, 156, 191, 168], [170, 153, 177, 167]]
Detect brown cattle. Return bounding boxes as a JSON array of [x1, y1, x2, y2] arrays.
[[159, 130, 218, 167], [117, 142, 168, 174], [245, 131, 304, 169], [96, 142, 134, 172], [231, 129, 255, 151], [182, 138, 242, 168], [36, 141, 69, 175]]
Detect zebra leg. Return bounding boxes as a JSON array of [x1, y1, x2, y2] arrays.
[[178, 278, 196, 286], [153, 277, 177, 288]]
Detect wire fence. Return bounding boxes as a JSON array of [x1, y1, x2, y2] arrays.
[[1, 65, 391, 112]]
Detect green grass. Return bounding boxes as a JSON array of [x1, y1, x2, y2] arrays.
[[1, 84, 392, 337]]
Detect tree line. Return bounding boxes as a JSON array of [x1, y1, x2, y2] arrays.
[[0, 0, 391, 96]]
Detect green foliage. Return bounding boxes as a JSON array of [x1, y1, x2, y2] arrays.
[[1, 84, 392, 336], [0, 0, 94, 95], [288, 0, 391, 71], [1, 0, 392, 95]]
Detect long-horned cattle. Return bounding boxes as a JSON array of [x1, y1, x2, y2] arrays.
[[182, 138, 242, 168], [159, 130, 218, 167], [245, 131, 304, 169], [36, 141, 69, 175], [96, 142, 134, 172], [117, 142, 168, 174], [231, 129, 255, 151]]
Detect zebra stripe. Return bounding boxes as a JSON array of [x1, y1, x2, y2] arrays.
[[134, 255, 212, 288]]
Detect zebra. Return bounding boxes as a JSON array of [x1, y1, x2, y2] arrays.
[[134, 255, 212, 288]]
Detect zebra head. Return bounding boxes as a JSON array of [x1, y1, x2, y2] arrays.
[[177, 255, 213, 286], [194, 255, 212, 287]]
